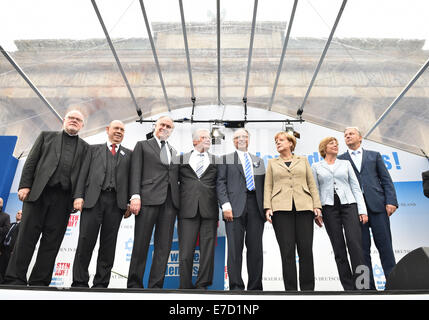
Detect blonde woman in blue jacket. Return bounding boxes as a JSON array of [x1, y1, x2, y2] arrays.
[[311, 137, 368, 290]]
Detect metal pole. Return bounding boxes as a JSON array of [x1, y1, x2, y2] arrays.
[[297, 0, 347, 117], [91, 0, 142, 118], [139, 0, 171, 111], [268, 0, 298, 111], [0, 45, 63, 123], [365, 57, 429, 138]]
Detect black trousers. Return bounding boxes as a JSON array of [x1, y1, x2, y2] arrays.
[[178, 210, 217, 289], [323, 194, 365, 290], [272, 203, 315, 291], [72, 190, 123, 288], [4, 187, 71, 286], [225, 192, 264, 291], [127, 187, 177, 288]]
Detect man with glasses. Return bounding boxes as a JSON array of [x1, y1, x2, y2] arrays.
[[4, 109, 88, 286], [127, 116, 180, 288], [217, 129, 266, 290]]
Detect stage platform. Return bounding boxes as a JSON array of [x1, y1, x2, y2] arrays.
[[1, 285, 428, 300]]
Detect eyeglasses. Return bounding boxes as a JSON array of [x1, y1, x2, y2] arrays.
[[66, 116, 84, 123]]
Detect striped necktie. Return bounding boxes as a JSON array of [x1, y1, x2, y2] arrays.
[[244, 153, 255, 191], [195, 153, 205, 178], [160, 140, 169, 165]]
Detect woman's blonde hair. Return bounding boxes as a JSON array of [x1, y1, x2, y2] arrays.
[[319, 137, 338, 158], [275, 131, 297, 152]]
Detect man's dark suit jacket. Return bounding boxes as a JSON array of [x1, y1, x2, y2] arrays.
[[422, 170, 429, 198], [0, 212, 11, 244], [216, 151, 265, 219], [129, 138, 180, 209], [338, 149, 397, 213], [178, 151, 219, 220], [74, 143, 132, 210], [18, 131, 88, 202]]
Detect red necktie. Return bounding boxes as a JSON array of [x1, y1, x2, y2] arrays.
[[111, 144, 117, 155]]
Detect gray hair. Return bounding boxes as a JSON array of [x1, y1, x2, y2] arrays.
[[344, 126, 362, 137], [192, 128, 210, 141], [233, 128, 250, 139]]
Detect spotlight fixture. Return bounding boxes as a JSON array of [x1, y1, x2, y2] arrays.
[[210, 125, 225, 145], [223, 121, 245, 128], [283, 123, 301, 139], [146, 131, 154, 140]]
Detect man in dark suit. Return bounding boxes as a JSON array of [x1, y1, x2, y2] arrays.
[[0, 198, 11, 283], [0, 209, 21, 282], [0, 198, 11, 246], [338, 127, 398, 290], [4, 109, 88, 286], [422, 170, 429, 198], [71, 120, 132, 288], [216, 128, 265, 290], [178, 129, 219, 289], [127, 116, 180, 288]]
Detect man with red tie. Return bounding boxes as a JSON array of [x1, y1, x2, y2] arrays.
[[71, 120, 132, 288]]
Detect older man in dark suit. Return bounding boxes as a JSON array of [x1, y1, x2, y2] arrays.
[[178, 129, 219, 289], [4, 109, 88, 286], [0, 209, 21, 282], [217, 128, 265, 290], [71, 120, 131, 288], [422, 170, 429, 198], [338, 127, 398, 290], [0, 198, 11, 246], [127, 116, 180, 288]]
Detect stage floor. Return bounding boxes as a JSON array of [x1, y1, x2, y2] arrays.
[[1, 286, 428, 300]]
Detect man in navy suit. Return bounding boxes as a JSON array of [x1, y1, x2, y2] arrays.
[[338, 127, 398, 290], [217, 129, 265, 290]]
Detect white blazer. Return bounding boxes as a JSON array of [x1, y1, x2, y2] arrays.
[[311, 159, 367, 215]]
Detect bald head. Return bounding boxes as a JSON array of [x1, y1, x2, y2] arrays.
[[106, 120, 125, 144]]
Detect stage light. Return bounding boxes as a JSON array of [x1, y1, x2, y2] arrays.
[[224, 121, 245, 128], [211, 125, 225, 145], [283, 123, 301, 139]]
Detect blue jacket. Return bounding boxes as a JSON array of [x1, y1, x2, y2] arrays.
[[338, 149, 398, 213], [311, 159, 367, 215]]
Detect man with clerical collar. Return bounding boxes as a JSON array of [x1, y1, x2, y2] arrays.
[[4, 109, 88, 286], [71, 120, 132, 288]]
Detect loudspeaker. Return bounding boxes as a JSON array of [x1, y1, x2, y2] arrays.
[[385, 247, 429, 290]]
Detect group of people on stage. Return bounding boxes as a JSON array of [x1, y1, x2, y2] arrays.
[[0, 108, 399, 291]]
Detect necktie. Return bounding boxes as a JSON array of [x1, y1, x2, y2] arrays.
[[111, 144, 117, 156], [352, 150, 360, 155], [195, 153, 205, 178], [244, 153, 255, 191], [4, 223, 16, 246], [160, 140, 169, 165]]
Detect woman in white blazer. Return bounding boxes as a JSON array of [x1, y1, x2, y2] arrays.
[[311, 137, 368, 290]]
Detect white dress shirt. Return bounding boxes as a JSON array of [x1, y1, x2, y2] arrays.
[[189, 149, 210, 176], [154, 136, 171, 164], [130, 137, 171, 201], [107, 142, 120, 154], [221, 150, 255, 212], [348, 146, 363, 172]]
